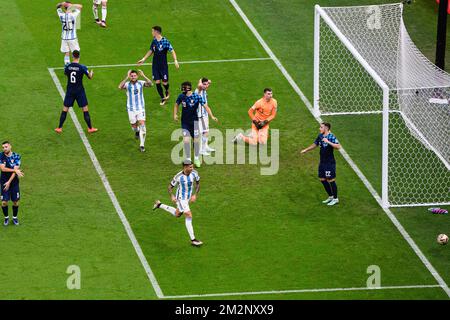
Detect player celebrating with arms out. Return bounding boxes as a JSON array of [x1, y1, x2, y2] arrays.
[[195, 78, 219, 156], [55, 50, 98, 134], [56, 2, 83, 66], [1, 141, 24, 226], [153, 160, 203, 247], [92, 0, 108, 28], [232, 88, 277, 145], [137, 26, 180, 106], [301, 122, 341, 206], [118, 69, 153, 152], [174, 81, 205, 168]]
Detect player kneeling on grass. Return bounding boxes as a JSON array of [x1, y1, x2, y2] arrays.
[[118, 70, 153, 152], [232, 88, 277, 145], [301, 122, 341, 206], [153, 160, 203, 247], [1, 142, 24, 226], [55, 50, 98, 134]]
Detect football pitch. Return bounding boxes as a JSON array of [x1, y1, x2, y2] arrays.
[[0, 0, 449, 300]]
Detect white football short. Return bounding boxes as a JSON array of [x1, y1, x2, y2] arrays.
[[60, 39, 80, 53], [128, 110, 146, 124], [176, 199, 191, 213], [93, 0, 107, 5]]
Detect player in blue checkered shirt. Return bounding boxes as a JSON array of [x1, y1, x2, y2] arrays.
[[0, 141, 24, 226], [301, 122, 341, 206], [137, 26, 179, 106]]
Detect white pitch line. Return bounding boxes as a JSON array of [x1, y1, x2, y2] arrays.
[[48, 68, 164, 299], [50, 57, 272, 70], [229, 0, 450, 299], [163, 284, 442, 299]]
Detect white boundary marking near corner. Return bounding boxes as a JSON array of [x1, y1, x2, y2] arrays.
[[228, 0, 450, 299], [47, 54, 447, 298], [49, 57, 273, 70], [48, 67, 164, 299], [163, 284, 442, 299]]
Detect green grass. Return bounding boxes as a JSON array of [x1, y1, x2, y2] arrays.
[[0, 0, 448, 299]]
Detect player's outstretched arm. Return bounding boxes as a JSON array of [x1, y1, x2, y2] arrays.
[[171, 50, 179, 69], [137, 50, 153, 65], [173, 103, 179, 121], [204, 104, 218, 122], [0, 164, 24, 177], [300, 144, 318, 154]]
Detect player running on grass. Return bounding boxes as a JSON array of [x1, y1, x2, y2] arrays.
[[1, 141, 24, 226], [232, 88, 277, 145], [300, 122, 341, 206], [137, 26, 180, 106], [56, 2, 83, 66], [118, 69, 153, 152], [194, 77, 219, 156], [92, 0, 108, 28], [55, 50, 98, 134], [153, 160, 203, 247]]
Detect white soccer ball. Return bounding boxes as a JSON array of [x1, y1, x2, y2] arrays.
[[437, 234, 449, 245]]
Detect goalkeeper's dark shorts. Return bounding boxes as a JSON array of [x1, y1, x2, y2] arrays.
[[318, 163, 336, 179]]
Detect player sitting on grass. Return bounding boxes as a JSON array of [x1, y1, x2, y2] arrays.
[[194, 78, 219, 156], [92, 0, 108, 28], [118, 70, 153, 152], [56, 2, 83, 66], [301, 122, 341, 206], [153, 160, 203, 247], [232, 88, 277, 145], [55, 50, 98, 134]]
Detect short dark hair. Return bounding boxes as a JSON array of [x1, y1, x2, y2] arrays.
[[321, 122, 331, 130], [152, 26, 162, 33], [263, 87, 272, 93], [1, 141, 10, 145], [181, 81, 192, 92], [130, 70, 138, 75], [72, 50, 80, 59], [183, 159, 192, 166], [201, 77, 209, 83]]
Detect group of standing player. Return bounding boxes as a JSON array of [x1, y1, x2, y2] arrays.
[[49, 2, 341, 247]]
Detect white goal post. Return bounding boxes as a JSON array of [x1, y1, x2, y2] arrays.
[[314, 3, 450, 208]]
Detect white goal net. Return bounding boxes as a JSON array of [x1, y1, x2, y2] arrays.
[[314, 3, 450, 207]]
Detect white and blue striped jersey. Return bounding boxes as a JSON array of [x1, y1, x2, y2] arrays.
[[125, 80, 147, 112], [194, 88, 208, 118], [57, 8, 79, 40], [171, 170, 200, 200]]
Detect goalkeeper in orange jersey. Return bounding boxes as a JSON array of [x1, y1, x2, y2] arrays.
[[232, 88, 277, 145]]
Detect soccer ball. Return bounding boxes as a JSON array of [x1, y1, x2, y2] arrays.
[[437, 234, 449, 245]]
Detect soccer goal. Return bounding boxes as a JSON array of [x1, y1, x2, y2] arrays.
[[314, 3, 450, 208]]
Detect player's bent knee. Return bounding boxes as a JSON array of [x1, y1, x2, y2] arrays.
[[319, 178, 327, 182], [327, 179, 335, 182], [185, 211, 192, 218], [1, 201, 7, 207]]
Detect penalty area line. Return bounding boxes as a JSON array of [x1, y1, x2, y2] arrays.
[[47, 67, 164, 299], [229, 0, 450, 299], [163, 284, 443, 299], [49, 57, 273, 70]]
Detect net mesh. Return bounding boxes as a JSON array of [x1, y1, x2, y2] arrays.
[[317, 3, 450, 206]]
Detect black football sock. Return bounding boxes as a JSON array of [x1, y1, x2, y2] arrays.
[[330, 181, 338, 199], [2, 206, 8, 218], [321, 180, 333, 197], [83, 111, 92, 129], [58, 110, 68, 128], [156, 83, 164, 99], [12, 205, 18, 218], [163, 83, 169, 96]]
